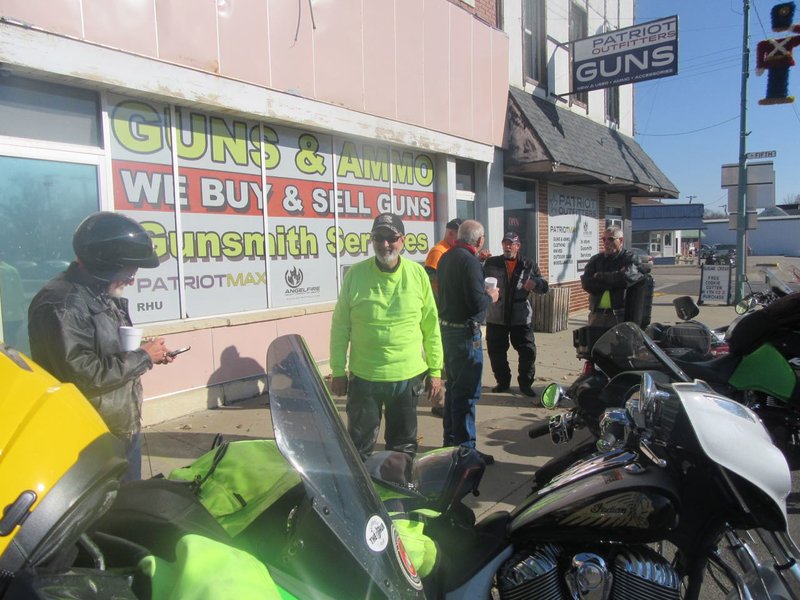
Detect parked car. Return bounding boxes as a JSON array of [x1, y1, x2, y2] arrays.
[[712, 243, 737, 265], [630, 247, 653, 273], [698, 244, 715, 261], [699, 243, 736, 266]]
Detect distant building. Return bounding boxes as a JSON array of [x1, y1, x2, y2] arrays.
[[631, 203, 705, 262]]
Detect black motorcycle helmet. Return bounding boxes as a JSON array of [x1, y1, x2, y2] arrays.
[[73, 212, 159, 281]]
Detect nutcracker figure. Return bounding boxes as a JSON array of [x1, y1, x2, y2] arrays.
[[756, 2, 800, 104]]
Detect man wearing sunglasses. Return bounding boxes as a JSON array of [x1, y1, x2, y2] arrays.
[[330, 213, 443, 460], [28, 212, 175, 482], [483, 232, 549, 398], [580, 226, 645, 328]]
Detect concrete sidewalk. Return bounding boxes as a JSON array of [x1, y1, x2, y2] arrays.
[[141, 286, 744, 519]]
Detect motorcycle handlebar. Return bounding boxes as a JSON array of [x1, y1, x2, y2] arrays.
[[529, 421, 551, 439]]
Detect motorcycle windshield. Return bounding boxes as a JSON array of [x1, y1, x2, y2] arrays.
[[762, 267, 795, 295], [591, 322, 690, 382], [266, 334, 425, 599]]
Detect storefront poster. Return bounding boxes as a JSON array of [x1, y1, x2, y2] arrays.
[[107, 96, 435, 322], [547, 185, 599, 283]]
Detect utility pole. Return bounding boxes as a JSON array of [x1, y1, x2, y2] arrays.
[[686, 195, 697, 204], [735, 0, 751, 303]]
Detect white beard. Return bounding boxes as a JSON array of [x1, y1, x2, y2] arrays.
[[375, 248, 400, 267], [107, 285, 127, 298]]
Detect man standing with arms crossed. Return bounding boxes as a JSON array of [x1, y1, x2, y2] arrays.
[[581, 226, 644, 328], [330, 213, 443, 460], [436, 220, 499, 464], [483, 232, 549, 397]]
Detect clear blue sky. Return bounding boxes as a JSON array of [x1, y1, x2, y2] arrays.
[[634, 0, 800, 213]]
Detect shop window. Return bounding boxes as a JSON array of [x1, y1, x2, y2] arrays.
[[0, 75, 101, 147], [456, 193, 476, 220], [0, 155, 99, 353], [504, 179, 538, 251], [605, 84, 619, 125], [523, 0, 547, 88], [605, 206, 622, 230], [569, 2, 588, 106], [456, 159, 476, 219]]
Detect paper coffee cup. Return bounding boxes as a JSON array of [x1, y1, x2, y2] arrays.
[[484, 277, 498, 290], [119, 326, 143, 351]]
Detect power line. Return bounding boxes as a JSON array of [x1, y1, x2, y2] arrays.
[[636, 115, 739, 137]]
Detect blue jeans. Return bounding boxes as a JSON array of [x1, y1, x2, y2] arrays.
[[122, 431, 142, 483], [441, 325, 483, 448]]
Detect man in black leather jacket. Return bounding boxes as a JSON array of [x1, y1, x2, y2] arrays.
[[581, 226, 644, 328], [483, 232, 548, 397], [28, 212, 174, 481]]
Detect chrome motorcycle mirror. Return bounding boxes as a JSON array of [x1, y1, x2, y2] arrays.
[[541, 383, 564, 410], [735, 296, 755, 315], [638, 372, 670, 430]]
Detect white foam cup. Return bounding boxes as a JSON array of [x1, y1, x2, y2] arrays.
[[484, 277, 498, 290], [119, 326, 143, 351]]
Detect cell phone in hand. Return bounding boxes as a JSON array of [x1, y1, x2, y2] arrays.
[[167, 346, 191, 358]]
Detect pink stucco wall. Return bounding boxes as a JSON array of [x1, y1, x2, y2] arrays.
[[0, 0, 508, 147]]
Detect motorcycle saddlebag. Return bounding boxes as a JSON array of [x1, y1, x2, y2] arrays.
[[661, 322, 712, 357], [624, 274, 655, 328], [573, 326, 609, 360]]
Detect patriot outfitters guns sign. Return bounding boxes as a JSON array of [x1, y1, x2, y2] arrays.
[[108, 95, 436, 323], [572, 15, 678, 94]]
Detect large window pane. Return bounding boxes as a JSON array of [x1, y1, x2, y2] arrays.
[[570, 3, 588, 105], [524, 0, 547, 86], [0, 156, 99, 352], [0, 75, 101, 147]]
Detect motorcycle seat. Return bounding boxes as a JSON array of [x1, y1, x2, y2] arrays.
[[365, 446, 485, 514], [674, 352, 740, 386]]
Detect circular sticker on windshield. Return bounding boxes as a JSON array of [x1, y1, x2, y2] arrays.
[[365, 515, 389, 552], [392, 524, 423, 590]]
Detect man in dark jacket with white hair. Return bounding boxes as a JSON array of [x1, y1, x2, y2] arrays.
[[437, 219, 499, 464]]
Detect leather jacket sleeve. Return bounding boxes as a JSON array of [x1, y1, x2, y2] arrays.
[[28, 277, 152, 438]]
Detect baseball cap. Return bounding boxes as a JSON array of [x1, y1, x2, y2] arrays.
[[446, 218, 463, 231], [371, 213, 405, 236], [502, 231, 520, 244]]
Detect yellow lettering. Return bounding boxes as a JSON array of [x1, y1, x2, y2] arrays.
[[414, 155, 434, 187], [295, 134, 326, 175], [325, 226, 371, 257], [111, 101, 163, 154], [363, 145, 389, 182], [210, 117, 249, 166], [337, 141, 363, 179], [170, 108, 207, 160], [250, 125, 281, 170], [391, 151, 414, 185]]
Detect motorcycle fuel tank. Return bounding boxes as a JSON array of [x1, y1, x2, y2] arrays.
[[510, 449, 679, 544]]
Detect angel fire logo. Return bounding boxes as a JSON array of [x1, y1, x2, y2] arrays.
[[284, 266, 320, 297], [285, 267, 304, 288]]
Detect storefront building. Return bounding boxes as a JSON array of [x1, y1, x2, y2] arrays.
[[0, 0, 508, 423], [0, 0, 681, 424], [498, 0, 678, 314]]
